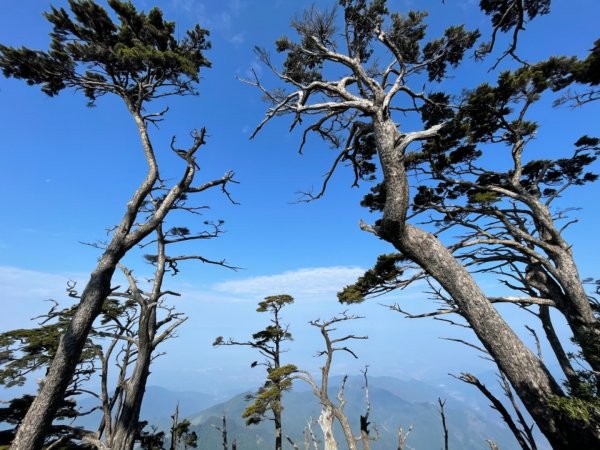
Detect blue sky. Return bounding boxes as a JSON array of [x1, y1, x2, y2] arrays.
[[1, 0, 600, 398]]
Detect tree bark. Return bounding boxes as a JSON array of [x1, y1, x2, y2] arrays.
[[10, 263, 119, 450], [317, 406, 338, 450], [372, 115, 600, 449], [110, 342, 152, 450]]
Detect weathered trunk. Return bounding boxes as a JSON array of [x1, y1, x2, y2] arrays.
[[110, 349, 152, 450], [274, 409, 283, 450], [317, 406, 338, 450], [111, 299, 157, 450], [333, 407, 358, 450], [10, 262, 119, 450], [524, 202, 600, 375], [372, 116, 600, 449]]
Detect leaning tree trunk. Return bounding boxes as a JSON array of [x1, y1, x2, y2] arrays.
[[10, 262, 120, 450], [372, 115, 600, 449], [10, 109, 203, 450]]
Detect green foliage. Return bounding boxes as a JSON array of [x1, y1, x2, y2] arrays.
[[479, 0, 550, 32], [340, 0, 388, 61], [573, 39, 600, 86], [423, 25, 480, 82], [138, 422, 165, 450], [275, 0, 477, 89], [467, 191, 500, 205], [171, 418, 198, 449], [257, 294, 294, 313], [252, 326, 292, 346], [548, 395, 600, 425], [242, 364, 297, 426], [0, 303, 98, 388], [0, 0, 210, 106], [338, 253, 407, 303]]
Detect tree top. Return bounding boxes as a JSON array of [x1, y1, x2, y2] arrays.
[[0, 0, 210, 109]]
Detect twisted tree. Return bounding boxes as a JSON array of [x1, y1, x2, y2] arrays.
[[0, 1, 234, 448], [248, 1, 600, 447]]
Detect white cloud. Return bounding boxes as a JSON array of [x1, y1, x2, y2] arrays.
[[0, 266, 85, 301], [213, 266, 364, 298], [171, 0, 247, 44], [0, 266, 88, 329], [228, 32, 245, 45]]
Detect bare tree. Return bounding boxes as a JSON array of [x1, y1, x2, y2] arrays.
[[454, 373, 537, 450], [294, 313, 368, 450], [0, 2, 235, 448], [247, 1, 599, 447]]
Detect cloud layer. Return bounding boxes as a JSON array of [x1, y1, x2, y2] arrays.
[[213, 266, 364, 298]]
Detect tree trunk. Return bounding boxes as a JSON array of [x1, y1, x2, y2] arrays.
[[10, 263, 118, 450], [274, 409, 283, 450], [317, 406, 338, 450], [110, 348, 152, 450], [169, 404, 180, 450], [372, 116, 600, 449], [333, 407, 358, 450]]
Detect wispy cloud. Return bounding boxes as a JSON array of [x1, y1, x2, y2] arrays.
[[213, 266, 364, 298], [171, 0, 247, 45], [0, 266, 89, 328], [0, 266, 85, 301]]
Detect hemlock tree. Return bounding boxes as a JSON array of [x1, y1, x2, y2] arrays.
[[247, 1, 600, 448], [0, 301, 99, 448], [0, 2, 235, 449], [0, 216, 230, 449], [213, 295, 296, 450]]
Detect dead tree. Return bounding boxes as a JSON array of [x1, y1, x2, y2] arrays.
[[294, 313, 368, 450]]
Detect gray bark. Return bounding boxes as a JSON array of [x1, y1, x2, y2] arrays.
[[318, 407, 338, 450], [10, 113, 218, 450], [372, 115, 600, 449], [11, 264, 118, 450]]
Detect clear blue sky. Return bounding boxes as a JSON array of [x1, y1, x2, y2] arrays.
[[1, 0, 599, 396]]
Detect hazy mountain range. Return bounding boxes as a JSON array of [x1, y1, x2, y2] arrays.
[[126, 374, 550, 450]]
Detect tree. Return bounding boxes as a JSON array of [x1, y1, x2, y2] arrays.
[[247, 1, 600, 447], [214, 295, 296, 450], [294, 313, 369, 450], [137, 404, 197, 450], [0, 2, 234, 448], [0, 298, 106, 448], [0, 216, 228, 449]]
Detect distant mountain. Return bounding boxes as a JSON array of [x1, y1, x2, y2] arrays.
[[74, 385, 215, 430], [140, 386, 215, 419], [185, 376, 536, 450]]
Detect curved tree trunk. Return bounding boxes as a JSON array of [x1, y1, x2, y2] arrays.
[[373, 115, 600, 449], [10, 263, 119, 450]]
